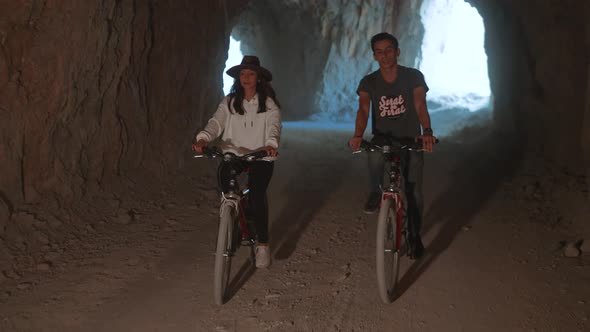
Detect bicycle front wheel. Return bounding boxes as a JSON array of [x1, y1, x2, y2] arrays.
[[376, 195, 401, 304], [213, 203, 236, 305]]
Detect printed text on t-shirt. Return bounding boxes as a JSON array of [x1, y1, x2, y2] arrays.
[[379, 95, 406, 118]]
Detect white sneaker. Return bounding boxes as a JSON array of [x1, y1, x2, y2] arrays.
[[255, 245, 271, 268]]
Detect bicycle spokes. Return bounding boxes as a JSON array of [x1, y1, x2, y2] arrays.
[[376, 197, 403, 304]]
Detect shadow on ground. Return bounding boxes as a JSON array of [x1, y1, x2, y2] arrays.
[[269, 129, 352, 261], [270, 156, 348, 260], [393, 130, 523, 300]]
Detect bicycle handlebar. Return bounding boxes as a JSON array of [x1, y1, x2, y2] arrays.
[[355, 137, 439, 154], [194, 146, 269, 162]]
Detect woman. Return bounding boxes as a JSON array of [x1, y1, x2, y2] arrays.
[[192, 55, 281, 268]]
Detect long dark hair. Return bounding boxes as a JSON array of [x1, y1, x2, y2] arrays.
[[227, 77, 281, 115]]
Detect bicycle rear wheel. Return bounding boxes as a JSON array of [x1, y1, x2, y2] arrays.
[[376, 195, 402, 303], [213, 203, 236, 305]]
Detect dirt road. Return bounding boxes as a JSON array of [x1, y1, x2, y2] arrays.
[[1, 127, 588, 331]]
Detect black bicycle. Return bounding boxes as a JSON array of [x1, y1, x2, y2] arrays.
[[194, 146, 267, 305], [355, 137, 436, 304]]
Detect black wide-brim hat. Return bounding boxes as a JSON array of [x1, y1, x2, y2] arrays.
[[226, 55, 273, 82]]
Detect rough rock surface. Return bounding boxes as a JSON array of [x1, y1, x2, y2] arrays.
[[0, 0, 246, 267], [234, 0, 425, 121]]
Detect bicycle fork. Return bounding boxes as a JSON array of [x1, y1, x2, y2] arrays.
[[220, 194, 254, 245], [381, 193, 406, 253], [219, 194, 241, 257], [238, 194, 256, 246]]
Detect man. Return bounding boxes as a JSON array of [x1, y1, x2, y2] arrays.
[[348, 32, 436, 259]]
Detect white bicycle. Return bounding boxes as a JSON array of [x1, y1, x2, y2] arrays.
[[195, 146, 267, 305]]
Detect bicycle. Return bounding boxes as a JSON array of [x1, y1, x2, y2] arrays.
[[355, 137, 437, 304], [194, 146, 268, 305]]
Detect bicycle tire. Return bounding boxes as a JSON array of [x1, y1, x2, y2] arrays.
[[376, 195, 401, 304], [213, 203, 235, 305]]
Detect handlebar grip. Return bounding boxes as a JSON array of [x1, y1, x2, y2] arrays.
[[201, 146, 213, 155], [201, 146, 221, 156], [360, 140, 372, 150], [248, 150, 268, 159]]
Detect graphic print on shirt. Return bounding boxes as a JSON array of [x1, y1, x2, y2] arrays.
[[378, 94, 406, 118]]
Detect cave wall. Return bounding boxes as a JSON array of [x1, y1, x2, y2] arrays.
[[232, 0, 332, 121], [1, 0, 589, 236], [0, 1, 246, 219], [586, 51, 590, 191], [394, 0, 425, 68], [582, 1, 590, 190], [467, 0, 589, 176], [233, 0, 423, 121]]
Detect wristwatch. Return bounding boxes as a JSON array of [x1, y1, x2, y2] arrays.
[[423, 128, 433, 135]]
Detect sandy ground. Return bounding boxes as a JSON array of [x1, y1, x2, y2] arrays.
[[0, 126, 589, 332]]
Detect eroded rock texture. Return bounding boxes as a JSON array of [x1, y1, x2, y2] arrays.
[[234, 0, 424, 121], [0, 1, 245, 206], [469, 0, 589, 167], [0, 1, 248, 263]]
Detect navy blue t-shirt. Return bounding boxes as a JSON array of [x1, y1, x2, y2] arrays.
[[357, 66, 429, 138]]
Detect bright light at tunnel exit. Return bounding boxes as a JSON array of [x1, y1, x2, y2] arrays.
[[223, 36, 244, 95], [420, 0, 491, 112]]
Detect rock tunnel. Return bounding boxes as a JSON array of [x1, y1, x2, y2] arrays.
[[1, 1, 589, 270]]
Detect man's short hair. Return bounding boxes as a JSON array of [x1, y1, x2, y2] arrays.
[[370, 32, 399, 52]]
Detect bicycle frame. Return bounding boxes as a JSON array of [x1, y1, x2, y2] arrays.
[[357, 139, 418, 255], [356, 137, 437, 303], [196, 146, 268, 305], [221, 170, 256, 248], [195, 146, 268, 248], [380, 151, 408, 253]]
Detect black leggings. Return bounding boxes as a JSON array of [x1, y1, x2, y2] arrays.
[[218, 160, 274, 244]]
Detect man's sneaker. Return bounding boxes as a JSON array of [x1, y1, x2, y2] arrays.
[[410, 236, 425, 260], [363, 192, 381, 214], [255, 245, 271, 268]]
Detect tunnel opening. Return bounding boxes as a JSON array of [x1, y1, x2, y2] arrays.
[[420, 0, 491, 112], [419, 0, 493, 137], [223, 35, 244, 95]]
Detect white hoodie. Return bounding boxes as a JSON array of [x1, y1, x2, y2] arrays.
[[196, 94, 282, 155]]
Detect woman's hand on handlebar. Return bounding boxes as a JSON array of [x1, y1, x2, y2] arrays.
[[265, 146, 278, 157], [192, 139, 208, 153]]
